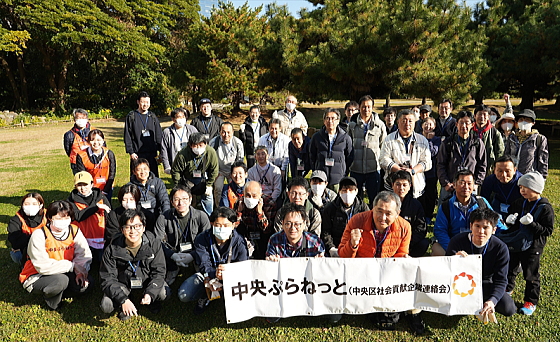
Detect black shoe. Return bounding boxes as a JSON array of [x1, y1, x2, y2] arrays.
[[194, 298, 209, 315], [377, 321, 396, 331], [406, 313, 425, 335], [148, 301, 162, 314], [118, 311, 132, 321]]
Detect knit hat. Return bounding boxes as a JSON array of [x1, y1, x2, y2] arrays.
[[74, 171, 93, 185], [518, 172, 545, 194]]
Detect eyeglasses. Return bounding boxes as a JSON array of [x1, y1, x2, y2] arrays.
[[122, 224, 144, 231], [173, 198, 190, 204], [324, 117, 338, 121], [283, 221, 304, 229], [289, 191, 308, 197]]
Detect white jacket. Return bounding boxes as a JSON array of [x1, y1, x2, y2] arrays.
[[258, 132, 290, 171], [272, 109, 308, 136]]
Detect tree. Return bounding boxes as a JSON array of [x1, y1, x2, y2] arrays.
[[0, 26, 30, 109]]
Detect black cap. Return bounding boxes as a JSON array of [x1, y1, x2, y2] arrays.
[[199, 98, 212, 105], [339, 177, 358, 188], [516, 109, 536, 122]]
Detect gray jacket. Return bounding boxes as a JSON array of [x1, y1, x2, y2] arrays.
[[504, 130, 548, 178], [161, 124, 198, 170], [348, 113, 387, 174]]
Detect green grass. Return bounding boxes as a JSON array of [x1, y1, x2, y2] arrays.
[[0, 115, 559, 341]]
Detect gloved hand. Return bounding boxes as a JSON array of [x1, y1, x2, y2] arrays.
[[164, 168, 171, 175], [171, 253, 193, 267], [520, 213, 533, 225], [239, 124, 246, 133], [205, 186, 213, 197], [329, 247, 339, 258], [506, 213, 518, 225]]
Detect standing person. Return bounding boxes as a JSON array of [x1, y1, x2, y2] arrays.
[[129, 158, 170, 217], [414, 105, 432, 133], [209, 122, 244, 207], [100, 209, 169, 320], [340, 101, 359, 131], [348, 95, 387, 201], [435, 99, 457, 140], [446, 208, 516, 317], [178, 207, 248, 314], [63, 108, 94, 174], [8, 193, 47, 268], [480, 156, 523, 219], [171, 132, 219, 216], [495, 113, 516, 140], [124, 91, 163, 177], [247, 146, 282, 202], [504, 109, 548, 179], [239, 105, 268, 168], [272, 95, 308, 136], [382, 107, 398, 134], [190, 98, 223, 141], [161, 108, 198, 175], [19, 201, 92, 310], [68, 171, 111, 265], [418, 117, 441, 222], [472, 104, 504, 175], [503, 172, 554, 315], [310, 108, 353, 191], [220, 161, 248, 209], [436, 110, 486, 203], [379, 109, 431, 198], [288, 128, 312, 179], [75, 129, 116, 200], [258, 119, 290, 181]]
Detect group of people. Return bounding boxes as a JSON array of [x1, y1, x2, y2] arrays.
[[7, 91, 553, 334]]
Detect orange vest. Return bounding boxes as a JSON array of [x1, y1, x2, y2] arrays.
[[72, 200, 105, 249], [69, 130, 91, 164], [19, 225, 78, 283], [77, 147, 111, 191], [227, 186, 243, 209], [16, 210, 47, 235]]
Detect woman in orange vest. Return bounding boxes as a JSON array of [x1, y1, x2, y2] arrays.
[[75, 129, 116, 200], [19, 200, 92, 310], [8, 193, 47, 268]]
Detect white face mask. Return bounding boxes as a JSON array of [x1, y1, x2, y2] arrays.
[[501, 122, 513, 131], [122, 201, 136, 210], [23, 204, 42, 217], [518, 121, 533, 132], [286, 103, 296, 111], [311, 184, 327, 197], [213, 226, 233, 240], [244, 197, 260, 209], [175, 118, 187, 127], [51, 218, 71, 232], [489, 115, 497, 123], [192, 146, 205, 156], [340, 191, 357, 206], [75, 119, 88, 128]]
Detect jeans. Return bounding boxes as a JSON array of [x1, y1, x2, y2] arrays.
[[350, 171, 380, 203], [178, 272, 206, 302], [190, 177, 214, 216], [10, 250, 23, 268]]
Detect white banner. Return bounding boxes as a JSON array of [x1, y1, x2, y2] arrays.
[[222, 255, 482, 323]]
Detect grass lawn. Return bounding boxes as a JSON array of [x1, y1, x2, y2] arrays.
[[0, 108, 559, 341]]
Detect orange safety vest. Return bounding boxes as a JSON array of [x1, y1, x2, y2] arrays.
[[227, 186, 243, 209], [19, 225, 78, 283], [72, 200, 105, 249], [69, 130, 92, 164], [77, 147, 111, 191], [16, 210, 47, 235]]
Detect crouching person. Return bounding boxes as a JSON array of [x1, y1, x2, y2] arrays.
[[178, 207, 248, 315], [100, 209, 169, 321], [446, 208, 516, 317], [19, 200, 92, 310]]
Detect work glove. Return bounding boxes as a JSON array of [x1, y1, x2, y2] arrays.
[[520, 213, 533, 225]]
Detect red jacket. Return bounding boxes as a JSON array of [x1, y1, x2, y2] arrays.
[[338, 211, 411, 258]]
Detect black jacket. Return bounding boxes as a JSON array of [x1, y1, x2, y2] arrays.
[[128, 172, 170, 217], [239, 115, 269, 157], [435, 115, 457, 138], [506, 197, 554, 250], [288, 136, 312, 178], [100, 231, 166, 304], [399, 195, 427, 244], [105, 205, 156, 244], [321, 196, 369, 251], [309, 126, 353, 185], [436, 132, 487, 186], [123, 110, 162, 155], [190, 113, 223, 141], [67, 188, 111, 222]]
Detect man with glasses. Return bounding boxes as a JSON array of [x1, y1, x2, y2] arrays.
[[100, 209, 169, 321], [435, 99, 457, 140]]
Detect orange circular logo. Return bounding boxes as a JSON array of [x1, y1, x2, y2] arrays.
[[452, 272, 476, 297]]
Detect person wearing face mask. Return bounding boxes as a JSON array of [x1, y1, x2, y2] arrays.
[[239, 105, 269, 168], [220, 161, 249, 208], [75, 129, 116, 200], [63, 108, 95, 174], [503, 109, 548, 178], [235, 181, 277, 260], [480, 155, 523, 219], [172, 132, 219, 216], [190, 98, 224, 141], [124, 91, 163, 177], [288, 127, 312, 179], [68, 171, 111, 266], [308, 170, 336, 213], [272, 95, 308, 136], [105, 184, 156, 244], [472, 105, 504, 175], [161, 108, 198, 175], [321, 177, 369, 257], [155, 185, 211, 285], [417, 117, 441, 223], [495, 112, 516, 139], [128, 158, 170, 217], [20, 200, 92, 311], [178, 207, 248, 315], [100, 209, 170, 320], [8, 193, 47, 268]]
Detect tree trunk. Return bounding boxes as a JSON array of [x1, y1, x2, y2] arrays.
[[385, 93, 390, 108], [1, 56, 22, 109], [473, 93, 484, 106], [519, 83, 534, 110], [421, 97, 426, 105], [17, 55, 29, 109]]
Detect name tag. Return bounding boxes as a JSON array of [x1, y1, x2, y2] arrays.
[[500, 203, 510, 213], [325, 158, 335, 166], [142, 130, 150, 137], [96, 177, 106, 184], [297, 165, 305, 171], [249, 232, 261, 240], [193, 171, 202, 178], [140, 201, 152, 209], [130, 276, 143, 289], [180, 242, 193, 252]]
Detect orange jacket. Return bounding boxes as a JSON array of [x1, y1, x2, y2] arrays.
[[338, 211, 411, 258], [16, 210, 47, 235], [19, 225, 78, 283], [72, 200, 105, 249], [77, 147, 110, 191]]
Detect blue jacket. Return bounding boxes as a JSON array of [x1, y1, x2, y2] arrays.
[[193, 229, 248, 279], [434, 194, 506, 250]]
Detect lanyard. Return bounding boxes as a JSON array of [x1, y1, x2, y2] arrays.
[[458, 136, 470, 166], [470, 236, 490, 256], [140, 186, 150, 201], [210, 236, 233, 267], [173, 126, 186, 145], [202, 117, 212, 134], [521, 198, 541, 217], [346, 204, 355, 223], [498, 176, 519, 203], [441, 116, 451, 133], [375, 227, 390, 252], [193, 155, 203, 170], [137, 112, 149, 130], [329, 133, 337, 156], [176, 211, 192, 243], [128, 260, 141, 276], [258, 164, 271, 183]]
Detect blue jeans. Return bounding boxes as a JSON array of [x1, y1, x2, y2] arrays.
[[350, 171, 380, 203], [10, 250, 23, 268], [190, 178, 214, 216], [178, 272, 205, 302]]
